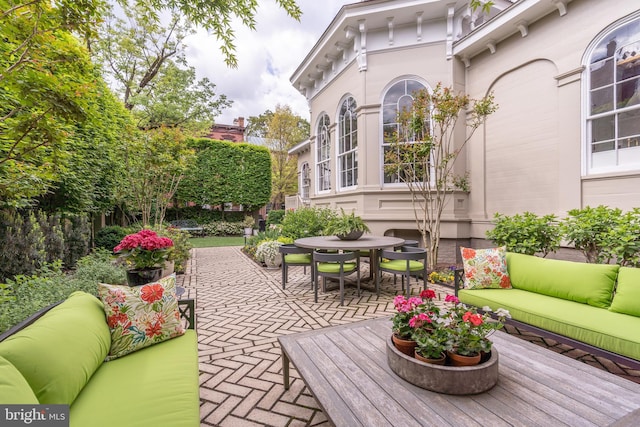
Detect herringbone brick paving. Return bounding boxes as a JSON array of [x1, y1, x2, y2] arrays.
[[179, 246, 640, 427]]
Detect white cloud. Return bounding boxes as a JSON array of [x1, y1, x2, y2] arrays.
[[184, 0, 352, 125]]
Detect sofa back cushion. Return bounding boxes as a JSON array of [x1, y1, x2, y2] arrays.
[[507, 253, 618, 308], [0, 292, 111, 404], [609, 267, 640, 316], [0, 355, 39, 404]]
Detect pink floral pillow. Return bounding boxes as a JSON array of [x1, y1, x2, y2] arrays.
[[98, 274, 185, 361], [460, 246, 512, 290]]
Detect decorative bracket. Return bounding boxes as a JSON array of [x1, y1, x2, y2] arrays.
[[551, 0, 568, 16], [515, 20, 529, 37], [416, 12, 423, 42], [387, 17, 394, 45], [486, 39, 496, 54]]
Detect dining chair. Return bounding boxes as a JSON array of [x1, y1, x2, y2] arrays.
[[313, 250, 360, 306], [279, 244, 313, 290], [377, 246, 428, 298]]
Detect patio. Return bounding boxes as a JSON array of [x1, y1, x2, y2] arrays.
[[180, 246, 640, 426]]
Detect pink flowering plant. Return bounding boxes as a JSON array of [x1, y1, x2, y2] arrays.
[[398, 291, 511, 359], [114, 229, 174, 270]]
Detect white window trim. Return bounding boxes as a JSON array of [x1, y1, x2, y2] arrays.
[[315, 113, 332, 194], [337, 96, 358, 191], [582, 10, 640, 176], [379, 77, 431, 187]]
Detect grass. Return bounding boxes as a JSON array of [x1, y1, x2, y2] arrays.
[[188, 236, 246, 248]]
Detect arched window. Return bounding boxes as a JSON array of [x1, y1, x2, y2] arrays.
[[338, 97, 358, 189], [381, 79, 428, 183], [301, 162, 310, 200], [586, 14, 640, 174], [316, 114, 331, 192]]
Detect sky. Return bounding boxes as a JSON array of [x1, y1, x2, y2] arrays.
[[184, 0, 355, 126]]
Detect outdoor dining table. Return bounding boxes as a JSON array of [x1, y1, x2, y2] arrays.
[[294, 235, 405, 294]]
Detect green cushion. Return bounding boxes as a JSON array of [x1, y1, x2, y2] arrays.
[[610, 267, 640, 316], [507, 253, 618, 308], [317, 262, 357, 274], [380, 259, 424, 272], [284, 253, 311, 264], [459, 288, 640, 360], [0, 291, 111, 404], [0, 355, 38, 404], [70, 330, 199, 427]]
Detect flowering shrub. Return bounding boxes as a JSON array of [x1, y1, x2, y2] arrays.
[[392, 290, 511, 359], [114, 229, 174, 270], [255, 240, 283, 263], [427, 267, 455, 284]]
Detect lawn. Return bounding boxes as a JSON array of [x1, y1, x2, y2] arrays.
[[188, 236, 246, 248]]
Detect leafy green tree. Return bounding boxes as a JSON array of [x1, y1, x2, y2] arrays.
[[384, 84, 497, 270], [1, 2, 108, 207], [486, 212, 561, 257], [120, 0, 302, 67], [125, 127, 195, 226], [264, 105, 309, 207]]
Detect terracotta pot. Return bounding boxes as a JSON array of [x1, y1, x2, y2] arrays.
[[414, 350, 446, 365], [447, 350, 481, 367], [126, 268, 162, 287], [392, 333, 417, 357]]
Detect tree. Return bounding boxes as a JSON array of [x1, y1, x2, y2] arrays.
[[122, 0, 302, 68], [384, 84, 497, 270], [93, 7, 231, 133], [0, 1, 118, 207], [124, 127, 194, 226], [258, 105, 309, 207]]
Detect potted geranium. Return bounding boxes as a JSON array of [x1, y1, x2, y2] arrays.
[[391, 294, 425, 356], [114, 229, 174, 286]]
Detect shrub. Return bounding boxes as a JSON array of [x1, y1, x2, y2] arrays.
[[266, 210, 285, 226], [602, 208, 640, 267], [202, 221, 243, 236], [62, 214, 91, 268], [152, 225, 192, 274], [0, 251, 128, 334], [95, 225, 130, 251], [486, 212, 560, 257], [280, 207, 337, 239], [562, 205, 622, 264], [0, 209, 46, 282]]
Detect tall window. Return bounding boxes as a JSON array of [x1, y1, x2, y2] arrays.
[[381, 79, 428, 183], [316, 114, 331, 192], [301, 162, 310, 200], [586, 15, 640, 174], [338, 97, 358, 189]]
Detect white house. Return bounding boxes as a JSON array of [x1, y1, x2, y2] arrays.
[[289, 0, 640, 264]]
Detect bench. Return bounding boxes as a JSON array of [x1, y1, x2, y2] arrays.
[[0, 282, 199, 426], [170, 219, 204, 235], [455, 252, 640, 370]]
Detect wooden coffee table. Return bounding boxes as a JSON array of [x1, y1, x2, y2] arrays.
[[278, 318, 640, 426]]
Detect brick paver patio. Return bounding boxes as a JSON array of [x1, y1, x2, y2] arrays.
[[179, 246, 640, 427]]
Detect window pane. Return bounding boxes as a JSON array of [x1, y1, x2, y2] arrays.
[[619, 109, 640, 137], [591, 86, 613, 114], [406, 80, 424, 95], [591, 116, 615, 142], [590, 58, 614, 89], [385, 82, 405, 104], [383, 104, 396, 124], [383, 124, 396, 144], [616, 77, 640, 108], [617, 51, 640, 82], [592, 140, 615, 153]]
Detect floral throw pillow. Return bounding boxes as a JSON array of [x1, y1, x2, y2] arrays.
[[460, 246, 512, 290], [98, 274, 185, 361]]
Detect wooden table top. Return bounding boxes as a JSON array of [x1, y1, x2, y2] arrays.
[[278, 318, 640, 427], [295, 235, 405, 250]]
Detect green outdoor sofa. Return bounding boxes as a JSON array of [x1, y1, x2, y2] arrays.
[[0, 291, 199, 426], [455, 252, 640, 370]]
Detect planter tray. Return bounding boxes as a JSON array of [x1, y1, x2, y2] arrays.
[[386, 336, 499, 395]]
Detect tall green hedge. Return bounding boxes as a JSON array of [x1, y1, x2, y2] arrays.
[[178, 139, 271, 210]]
